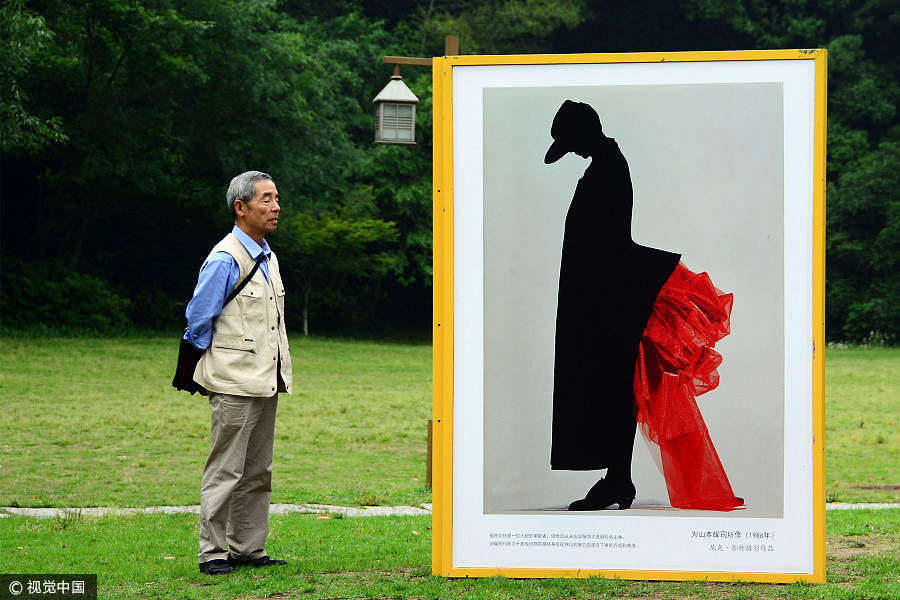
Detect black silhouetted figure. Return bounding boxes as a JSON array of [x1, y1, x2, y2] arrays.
[[545, 100, 680, 510]]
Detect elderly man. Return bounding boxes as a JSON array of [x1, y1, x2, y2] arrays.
[[184, 171, 293, 575]]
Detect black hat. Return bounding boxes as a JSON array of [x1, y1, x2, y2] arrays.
[[544, 100, 602, 164]]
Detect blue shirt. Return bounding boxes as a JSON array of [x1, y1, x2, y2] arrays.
[[184, 226, 272, 349]]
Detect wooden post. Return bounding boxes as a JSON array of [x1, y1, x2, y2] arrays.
[[382, 35, 460, 68], [426, 419, 433, 489], [444, 35, 459, 56]]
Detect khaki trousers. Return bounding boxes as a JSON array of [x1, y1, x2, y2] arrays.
[[198, 392, 278, 563]]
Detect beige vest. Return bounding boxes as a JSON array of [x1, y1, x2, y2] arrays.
[[193, 233, 293, 396]]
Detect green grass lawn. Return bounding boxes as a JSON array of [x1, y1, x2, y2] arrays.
[[1, 337, 897, 508], [0, 335, 432, 508], [825, 347, 900, 504], [0, 509, 896, 599], [0, 336, 898, 598]]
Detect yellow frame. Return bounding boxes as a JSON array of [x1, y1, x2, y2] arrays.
[[432, 49, 827, 583]]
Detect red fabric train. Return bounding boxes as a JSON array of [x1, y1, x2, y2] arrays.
[[634, 262, 744, 511]]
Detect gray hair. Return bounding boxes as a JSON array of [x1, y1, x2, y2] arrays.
[[226, 171, 274, 216]]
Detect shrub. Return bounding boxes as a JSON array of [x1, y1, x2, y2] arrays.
[[1, 259, 130, 332]]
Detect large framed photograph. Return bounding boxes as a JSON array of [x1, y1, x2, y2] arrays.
[[431, 50, 826, 582]]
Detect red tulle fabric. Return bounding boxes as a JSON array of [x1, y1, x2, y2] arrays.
[[634, 262, 743, 510]]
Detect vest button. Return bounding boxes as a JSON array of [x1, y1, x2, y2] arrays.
[[271, 326, 275, 330]]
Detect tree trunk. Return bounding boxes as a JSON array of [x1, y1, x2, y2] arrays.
[[69, 211, 97, 269], [368, 277, 381, 323], [302, 284, 310, 337], [37, 169, 69, 260]]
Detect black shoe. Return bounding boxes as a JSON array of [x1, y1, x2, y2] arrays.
[[227, 554, 288, 568], [199, 559, 234, 575], [568, 478, 636, 511]]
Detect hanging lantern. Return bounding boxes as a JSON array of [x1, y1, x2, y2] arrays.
[[373, 72, 419, 145]]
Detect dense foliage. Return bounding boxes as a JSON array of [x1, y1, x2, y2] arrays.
[[1, 0, 897, 341]]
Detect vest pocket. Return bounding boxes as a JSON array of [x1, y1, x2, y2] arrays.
[[240, 281, 266, 321], [239, 280, 265, 299], [212, 334, 255, 353], [207, 335, 255, 384]]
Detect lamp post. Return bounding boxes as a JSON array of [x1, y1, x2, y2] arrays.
[[374, 37, 460, 488], [374, 36, 460, 146], [373, 66, 419, 145]]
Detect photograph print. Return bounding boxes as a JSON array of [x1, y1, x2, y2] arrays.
[[440, 53, 824, 578], [482, 82, 784, 519]]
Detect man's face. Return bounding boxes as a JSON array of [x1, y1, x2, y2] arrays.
[[236, 179, 280, 239]]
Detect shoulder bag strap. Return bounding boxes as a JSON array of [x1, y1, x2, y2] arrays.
[[223, 253, 265, 307]]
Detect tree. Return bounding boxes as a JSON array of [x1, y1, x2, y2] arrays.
[[827, 136, 900, 341], [277, 189, 400, 335], [2, 1, 392, 330], [418, 0, 586, 55], [0, 2, 66, 155], [4, 0, 897, 339]]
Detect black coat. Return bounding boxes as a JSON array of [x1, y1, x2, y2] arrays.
[[550, 138, 680, 470]]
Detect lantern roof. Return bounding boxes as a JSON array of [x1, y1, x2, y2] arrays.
[[373, 75, 419, 104]]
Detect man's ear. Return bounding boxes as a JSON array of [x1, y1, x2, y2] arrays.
[[234, 199, 245, 217]]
